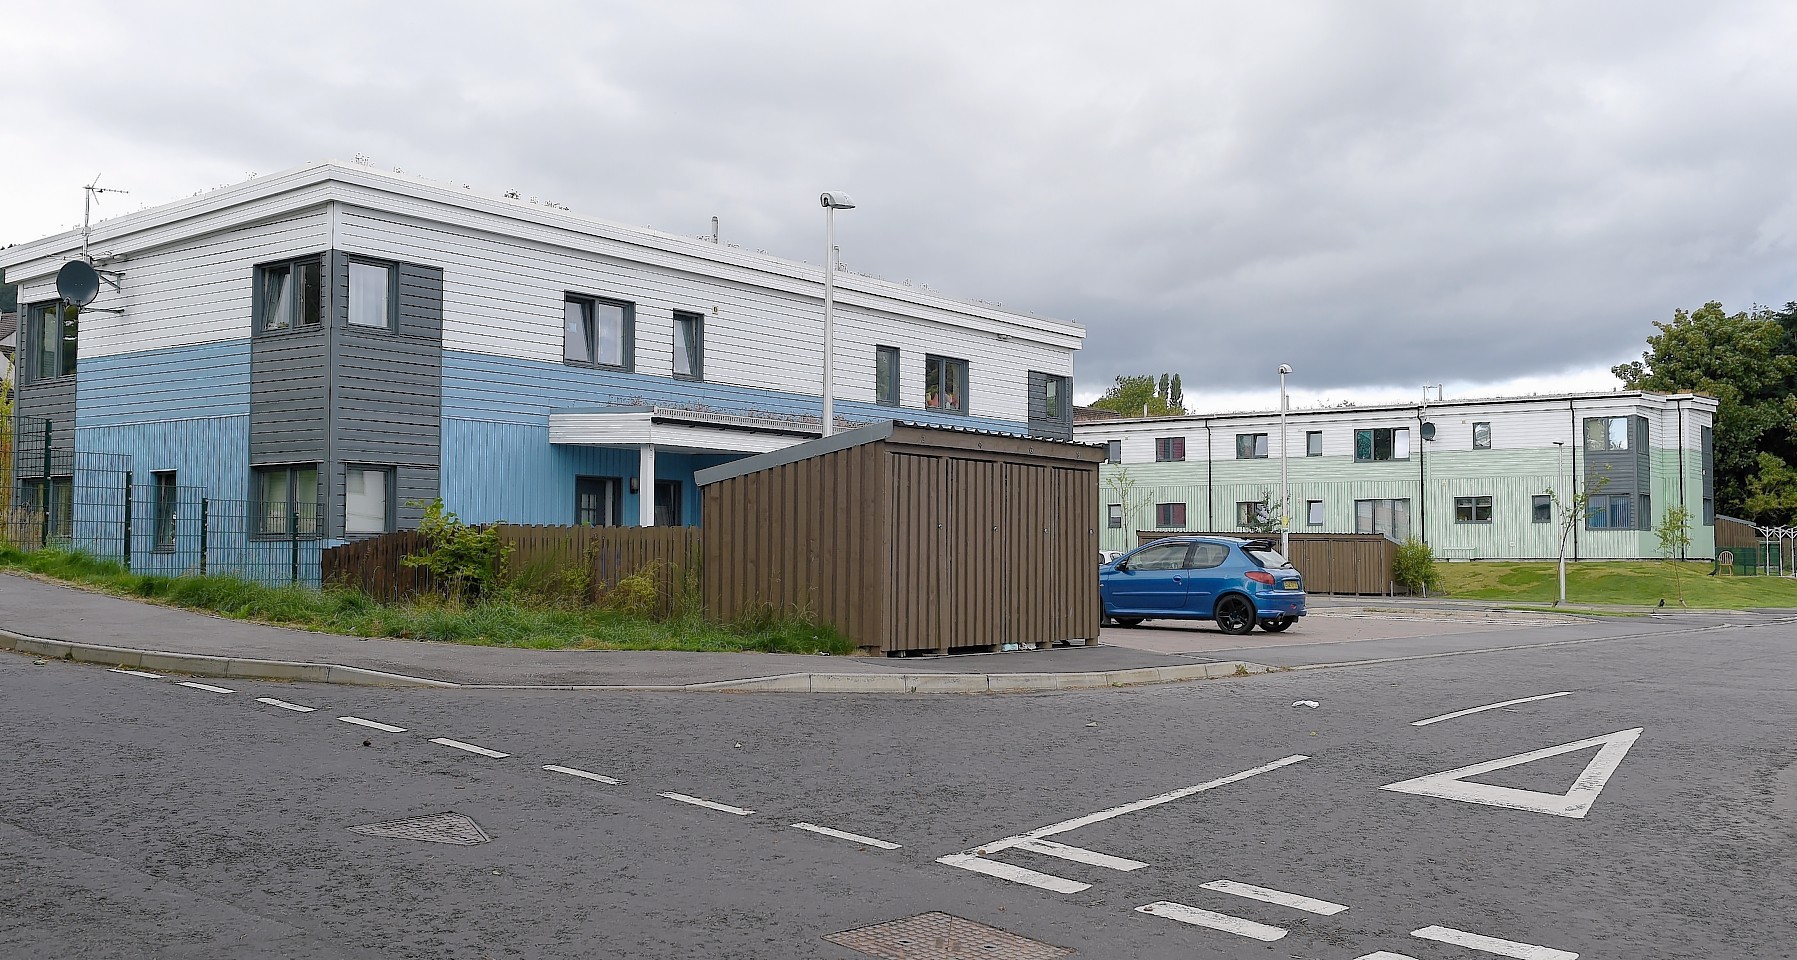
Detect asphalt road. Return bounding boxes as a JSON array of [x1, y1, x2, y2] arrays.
[[3, 615, 1794, 960]]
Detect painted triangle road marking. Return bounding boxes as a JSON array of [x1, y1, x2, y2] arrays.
[[1379, 728, 1643, 819]]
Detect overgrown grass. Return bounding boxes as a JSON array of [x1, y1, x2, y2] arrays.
[[0, 548, 855, 655], [1439, 559, 1797, 609]]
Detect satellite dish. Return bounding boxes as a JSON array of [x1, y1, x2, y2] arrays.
[[56, 260, 101, 307], [1421, 422, 1437, 441]]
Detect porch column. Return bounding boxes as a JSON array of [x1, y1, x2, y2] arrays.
[[638, 443, 656, 527]]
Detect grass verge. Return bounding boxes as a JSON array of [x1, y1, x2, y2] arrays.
[[1440, 559, 1797, 609], [0, 548, 855, 655]]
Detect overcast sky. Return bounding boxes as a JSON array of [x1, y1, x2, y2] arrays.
[[6, 1, 1795, 410]]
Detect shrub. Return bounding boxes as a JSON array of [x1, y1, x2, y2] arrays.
[[603, 561, 662, 618], [401, 499, 509, 601], [1393, 538, 1442, 594]]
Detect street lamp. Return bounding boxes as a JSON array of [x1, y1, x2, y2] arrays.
[[819, 191, 856, 437], [1279, 363, 1292, 557], [1553, 440, 1567, 606]]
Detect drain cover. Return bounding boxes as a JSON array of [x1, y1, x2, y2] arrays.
[[825, 912, 1071, 960], [347, 812, 492, 845]]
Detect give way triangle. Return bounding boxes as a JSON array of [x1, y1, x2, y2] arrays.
[[1380, 728, 1643, 819]]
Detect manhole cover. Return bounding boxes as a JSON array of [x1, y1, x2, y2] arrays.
[[347, 812, 492, 845], [824, 912, 1072, 960]]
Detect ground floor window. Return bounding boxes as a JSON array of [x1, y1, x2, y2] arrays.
[[576, 476, 622, 527], [1155, 502, 1186, 528], [1354, 498, 1411, 540], [19, 476, 74, 539], [152, 471, 178, 550], [1454, 495, 1493, 523], [1235, 500, 1268, 527], [1532, 494, 1553, 524], [1107, 503, 1123, 529], [1306, 500, 1324, 526], [253, 464, 320, 537], [1587, 493, 1634, 530], [345, 466, 394, 535], [655, 480, 683, 526]]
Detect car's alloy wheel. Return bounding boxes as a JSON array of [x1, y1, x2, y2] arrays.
[[1215, 596, 1256, 635], [1261, 617, 1293, 633]]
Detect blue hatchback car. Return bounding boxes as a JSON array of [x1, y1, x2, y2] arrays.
[[1099, 536, 1306, 634]]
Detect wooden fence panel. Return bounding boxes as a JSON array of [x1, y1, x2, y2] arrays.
[[321, 531, 437, 600]]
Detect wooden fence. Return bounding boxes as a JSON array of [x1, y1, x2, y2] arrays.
[[1134, 530, 1402, 595], [323, 525, 702, 614]]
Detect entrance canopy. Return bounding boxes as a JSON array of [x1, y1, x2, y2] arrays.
[[548, 406, 820, 456]]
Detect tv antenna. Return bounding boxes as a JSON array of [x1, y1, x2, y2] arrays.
[[82, 174, 130, 260]]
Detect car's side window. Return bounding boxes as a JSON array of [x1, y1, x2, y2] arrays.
[[1186, 543, 1229, 569], [1127, 543, 1191, 571]]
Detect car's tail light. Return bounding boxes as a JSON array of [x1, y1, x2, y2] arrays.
[[1245, 570, 1275, 585]]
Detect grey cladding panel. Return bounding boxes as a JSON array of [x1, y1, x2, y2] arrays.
[[1027, 371, 1073, 441], [15, 377, 77, 465], [396, 263, 443, 340], [249, 326, 329, 463]]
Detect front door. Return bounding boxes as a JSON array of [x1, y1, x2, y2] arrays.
[[1107, 541, 1193, 612], [654, 480, 682, 527], [576, 476, 621, 526]]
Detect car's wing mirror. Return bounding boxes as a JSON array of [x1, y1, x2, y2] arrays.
[[1114, 560, 1129, 572]]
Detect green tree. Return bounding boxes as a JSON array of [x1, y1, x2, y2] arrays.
[[1655, 504, 1693, 607], [1091, 374, 1183, 417], [1743, 452, 1797, 524], [1613, 301, 1797, 519], [1169, 374, 1184, 412]]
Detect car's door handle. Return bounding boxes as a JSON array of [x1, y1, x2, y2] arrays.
[[1172, 576, 1182, 582]]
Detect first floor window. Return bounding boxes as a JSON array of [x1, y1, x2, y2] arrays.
[[1472, 421, 1492, 449], [19, 476, 74, 539], [875, 346, 900, 405], [1155, 436, 1185, 462], [1235, 500, 1268, 527], [1355, 498, 1411, 540], [1306, 431, 1323, 457], [564, 294, 633, 369], [152, 471, 178, 550], [655, 480, 683, 527], [924, 354, 969, 413], [673, 310, 704, 380], [27, 300, 81, 381], [1155, 502, 1186, 528], [1532, 494, 1553, 524], [1107, 503, 1124, 529], [1105, 440, 1122, 464], [1307, 500, 1324, 525], [1236, 433, 1269, 459], [576, 476, 622, 527], [1587, 493, 1634, 530], [1584, 416, 1631, 452], [345, 466, 394, 535], [1454, 495, 1494, 523], [348, 259, 396, 329], [253, 464, 319, 537], [1033, 372, 1069, 424], [256, 256, 323, 333], [1354, 427, 1410, 462]]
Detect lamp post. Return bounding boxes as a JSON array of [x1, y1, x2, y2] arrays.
[[1279, 363, 1292, 557], [819, 191, 856, 437], [1553, 440, 1566, 606]]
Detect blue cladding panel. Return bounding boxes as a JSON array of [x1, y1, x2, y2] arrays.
[[77, 340, 252, 427], [76, 417, 251, 501]]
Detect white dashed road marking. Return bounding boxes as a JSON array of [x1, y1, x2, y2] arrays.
[[1136, 901, 1286, 941], [543, 764, 622, 785], [338, 716, 407, 733], [1411, 924, 1579, 959], [256, 697, 316, 713], [430, 737, 510, 758], [1199, 879, 1348, 915], [109, 668, 164, 679], [789, 822, 902, 849], [659, 792, 754, 816], [1411, 692, 1574, 727], [176, 681, 235, 694], [937, 854, 1090, 893]]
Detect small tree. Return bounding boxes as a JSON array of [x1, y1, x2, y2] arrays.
[[1393, 538, 1441, 595], [1102, 466, 1154, 547], [1655, 504, 1693, 607], [1549, 472, 1609, 607], [1242, 488, 1283, 535], [401, 499, 509, 602]]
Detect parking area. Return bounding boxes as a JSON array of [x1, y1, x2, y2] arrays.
[[1099, 605, 1582, 657]]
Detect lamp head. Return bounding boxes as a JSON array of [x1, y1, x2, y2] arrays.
[[820, 192, 856, 210], [1278, 363, 1292, 375]]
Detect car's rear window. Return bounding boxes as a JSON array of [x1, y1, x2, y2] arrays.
[[1245, 548, 1289, 568]]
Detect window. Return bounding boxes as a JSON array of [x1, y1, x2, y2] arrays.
[[256, 257, 322, 333], [1188, 542, 1229, 569], [564, 295, 634, 369], [1587, 493, 1634, 530], [345, 466, 394, 535], [576, 476, 622, 527], [1306, 431, 1323, 457], [1236, 433, 1269, 459], [1354, 498, 1411, 540], [1584, 416, 1630, 451], [1154, 437, 1186, 462], [1473, 422, 1492, 449], [655, 480, 683, 526], [1354, 427, 1411, 462], [924, 355, 968, 413], [1040, 374, 1067, 421], [25, 300, 78, 380], [1126, 541, 1191, 571], [1107, 503, 1124, 529], [348, 260, 396, 329], [1155, 502, 1187, 528], [1532, 494, 1553, 524], [253, 464, 320, 537], [1306, 500, 1324, 526], [1454, 495, 1494, 523], [1235, 500, 1269, 527], [671, 310, 704, 380], [152, 471, 178, 551], [19, 476, 73, 539], [1105, 440, 1122, 464], [874, 346, 900, 406]]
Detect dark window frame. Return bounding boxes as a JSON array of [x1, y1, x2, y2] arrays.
[[874, 345, 900, 406], [1454, 495, 1494, 524], [1305, 431, 1323, 457], [19, 475, 74, 540], [1032, 371, 1070, 424], [1106, 503, 1124, 529], [672, 310, 705, 381], [346, 258, 399, 333], [575, 475, 624, 527], [655, 479, 684, 527], [1154, 437, 1186, 462], [151, 470, 178, 552], [1235, 433, 1269, 459], [923, 354, 969, 414], [24, 299, 79, 382], [1235, 500, 1269, 527], [1306, 499, 1324, 526], [252, 255, 325, 336], [1532, 494, 1553, 524], [251, 463, 321, 539], [1105, 440, 1122, 464], [1354, 427, 1411, 462], [1587, 493, 1635, 530], [563, 293, 636, 372], [1584, 416, 1631, 452], [343, 464, 397, 536], [1472, 421, 1492, 450], [1154, 501, 1187, 528]]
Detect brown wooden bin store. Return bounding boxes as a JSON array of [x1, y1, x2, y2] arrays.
[[696, 421, 1106, 656]]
